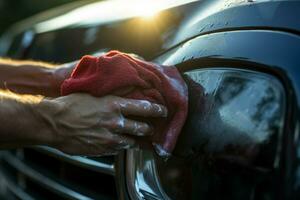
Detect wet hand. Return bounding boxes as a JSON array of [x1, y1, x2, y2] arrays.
[[39, 94, 167, 156]]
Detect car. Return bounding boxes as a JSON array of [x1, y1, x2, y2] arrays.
[[0, 0, 300, 199]]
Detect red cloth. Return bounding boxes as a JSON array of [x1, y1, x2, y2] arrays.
[[61, 51, 188, 156]]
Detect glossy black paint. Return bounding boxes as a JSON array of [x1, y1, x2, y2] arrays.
[[167, 0, 300, 49], [156, 69, 286, 200], [116, 27, 300, 200], [4, 1, 300, 63], [1, 1, 198, 61], [154, 30, 300, 199], [157, 30, 300, 104]]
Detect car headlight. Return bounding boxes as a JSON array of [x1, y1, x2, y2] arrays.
[[126, 68, 286, 200]]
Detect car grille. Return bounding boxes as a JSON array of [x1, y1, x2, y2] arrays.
[[0, 147, 117, 200]]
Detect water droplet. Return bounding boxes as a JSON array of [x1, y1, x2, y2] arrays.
[[199, 27, 205, 32]]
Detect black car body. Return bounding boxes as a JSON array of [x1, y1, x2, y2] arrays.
[[0, 0, 300, 199]]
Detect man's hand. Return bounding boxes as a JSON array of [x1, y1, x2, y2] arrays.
[[0, 59, 168, 156], [38, 94, 167, 156]]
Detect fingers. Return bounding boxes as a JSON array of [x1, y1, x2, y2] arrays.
[[117, 118, 153, 136], [102, 117, 153, 136], [117, 98, 168, 117]]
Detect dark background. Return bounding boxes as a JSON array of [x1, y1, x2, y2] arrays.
[[0, 0, 79, 36]]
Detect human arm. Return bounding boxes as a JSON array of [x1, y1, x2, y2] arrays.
[[0, 58, 75, 97], [0, 91, 167, 156]]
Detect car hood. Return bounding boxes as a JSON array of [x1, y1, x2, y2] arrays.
[[1, 0, 299, 58], [32, 0, 300, 48]]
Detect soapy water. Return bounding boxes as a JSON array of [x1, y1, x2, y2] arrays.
[[119, 99, 167, 117], [116, 114, 125, 129], [118, 100, 171, 156]]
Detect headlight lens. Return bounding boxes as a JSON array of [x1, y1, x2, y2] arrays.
[[126, 69, 286, 200]]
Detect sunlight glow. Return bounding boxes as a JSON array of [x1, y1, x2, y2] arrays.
[[34, 0, 198, 33], [131, 0, 161, 18]]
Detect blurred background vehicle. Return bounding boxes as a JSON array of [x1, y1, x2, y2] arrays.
[[0, 0, 84, 37]]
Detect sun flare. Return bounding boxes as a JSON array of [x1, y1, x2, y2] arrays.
[[131, 0, 161, 18]]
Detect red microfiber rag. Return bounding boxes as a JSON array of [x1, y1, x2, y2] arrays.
[[61, 51, 188, 156]]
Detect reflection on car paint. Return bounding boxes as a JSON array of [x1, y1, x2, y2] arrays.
[[184, 69, 283, 153], [127, 68, 286, 200], [158, 69, 285, 200]]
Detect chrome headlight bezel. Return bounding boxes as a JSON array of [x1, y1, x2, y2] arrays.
[[126, 148, 170, 200]]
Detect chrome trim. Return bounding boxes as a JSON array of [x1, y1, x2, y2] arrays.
[[0, 171, 34, 200], [34, 146, 115, 175], [126, 148, 170, 200], [2, 152, 93, 200]]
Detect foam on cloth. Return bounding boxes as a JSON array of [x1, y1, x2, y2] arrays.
[[61, 51, 188, 157]]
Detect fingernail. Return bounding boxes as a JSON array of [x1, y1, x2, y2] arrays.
[[154, 104, 168, 117]]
